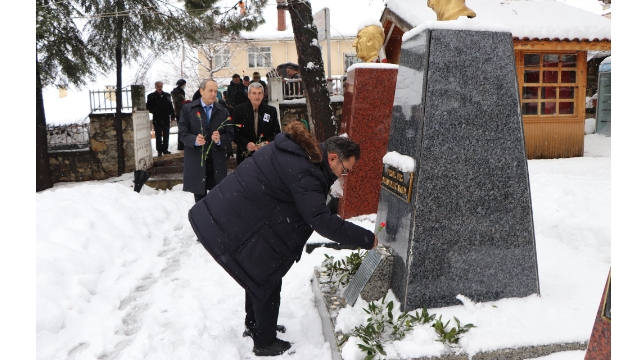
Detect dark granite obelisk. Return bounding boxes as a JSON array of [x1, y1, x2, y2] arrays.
[[376, 27, 540, 311]]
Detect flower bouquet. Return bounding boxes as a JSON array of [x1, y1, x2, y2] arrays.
[[198, 114, 243, 166], [242, 133, 270, 158]]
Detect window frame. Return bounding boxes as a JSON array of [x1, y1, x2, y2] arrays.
[[344, 52, 362, 70], [517, 51, 585, 120], [248, 46, 272, 69], [213, 47, 231, 69]]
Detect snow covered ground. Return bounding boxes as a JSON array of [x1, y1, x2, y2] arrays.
[[35, 134, 611, 360]]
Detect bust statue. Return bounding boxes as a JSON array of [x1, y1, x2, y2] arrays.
[[354, 25, 385, 63], [427, 0, 476, 21]]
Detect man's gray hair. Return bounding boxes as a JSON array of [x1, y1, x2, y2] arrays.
[[247, 82, 264, 92], [199, 79, 217, 90], [155, 81, 163, 86], [325, 136, 361, 161]]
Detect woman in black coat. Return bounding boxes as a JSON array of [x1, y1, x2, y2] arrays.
[[188, 121, 376, 356]]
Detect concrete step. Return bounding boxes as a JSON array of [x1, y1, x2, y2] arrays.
[[152, 151, 184, 166], [144, 156, 237, 191], [146, 173, 183, 191]]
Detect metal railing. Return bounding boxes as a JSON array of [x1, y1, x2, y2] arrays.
[[89, 87, 133, 112], [281, 76, 345, 100], [326, 76, 345, 97], [47, 119, 91, 152], [283, 79, 304, 100]]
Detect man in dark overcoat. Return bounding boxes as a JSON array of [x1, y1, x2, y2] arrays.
[[178, 79, 233, 203], [226, 74, 244, 114], [233, 82, 281, 165], [188, 121, 377, 356], [147, 81, 175, 157], [171, 79, 187, 151]]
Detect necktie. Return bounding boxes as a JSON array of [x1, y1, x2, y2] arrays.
[[254, 109, 259, 138], [205, 105, 212, 125]]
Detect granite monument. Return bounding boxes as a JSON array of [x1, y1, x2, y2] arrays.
[[376, 26, 540, 310]]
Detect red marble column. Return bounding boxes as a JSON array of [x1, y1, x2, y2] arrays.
[[584, 270, 611, 360], [338, 65, 398, 219]]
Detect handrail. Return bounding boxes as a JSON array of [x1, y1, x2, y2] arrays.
[[281, 76, 345, 100]]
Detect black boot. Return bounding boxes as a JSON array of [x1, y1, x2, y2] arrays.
[[252, 338, 292, 357], [158, 151, 163, 157], [163, 150, 172, 154]]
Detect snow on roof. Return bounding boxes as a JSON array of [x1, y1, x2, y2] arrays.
[[386, 0, 611, 42], [239, 0, 386, 40]]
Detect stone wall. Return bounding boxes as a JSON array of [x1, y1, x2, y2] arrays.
[[89, 113, 136, 175], [49, 150, 110, 182], [278, 100, 343, 131], [48, 113, 136, 182]]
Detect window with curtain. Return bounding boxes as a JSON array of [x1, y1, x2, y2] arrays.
[[248, 47, 272, 68], [521, 53, 578, 116]]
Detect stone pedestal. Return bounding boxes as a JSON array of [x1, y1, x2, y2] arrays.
[[131, 85, 146, 111], [338, 64, 398, 219], [377, 27, 540, 311], [584, 270, 611, 360]]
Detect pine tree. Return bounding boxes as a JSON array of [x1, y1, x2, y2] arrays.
[[36, 0, 105, 192], [36, 0, 269, 188]]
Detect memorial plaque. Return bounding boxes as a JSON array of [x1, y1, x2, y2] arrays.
[[381, 164, 414, 203], [376, 27, 540, 311], [343, 249, 382, 306]]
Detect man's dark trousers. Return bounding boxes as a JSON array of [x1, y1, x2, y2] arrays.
[[245, 280, 282, 348], [154, 120, 170, 154], [193, 155, 217, 203]]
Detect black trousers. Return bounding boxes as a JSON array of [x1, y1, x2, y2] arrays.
[[194, 156, 218, 203], [245, 280, 282, 348], [176, 116, 185, 150], [154, 121, 170, 152]]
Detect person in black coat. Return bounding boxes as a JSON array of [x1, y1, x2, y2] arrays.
[[147, 81, 175, 156], [171, 79, 187, 151], [188, 122, 377, 356], [232, 82, 280, 165], [226, 74, 244, 110], [178, 79, 233, 203], [192, 88, 201, 101]]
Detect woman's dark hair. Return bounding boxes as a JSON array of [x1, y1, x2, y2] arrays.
[[324, 136, 360, 161]]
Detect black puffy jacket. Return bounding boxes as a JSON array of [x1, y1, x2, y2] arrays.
[[188, 130, 375, 303]]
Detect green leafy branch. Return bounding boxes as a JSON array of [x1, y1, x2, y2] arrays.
[[432, 315, 475, 344], [341, 295, 475, 360], [321, 249, 367, 286], [340, 294, 435, 360]]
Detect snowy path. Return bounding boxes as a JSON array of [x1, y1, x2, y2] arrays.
[[36, 180, 341, 359]]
